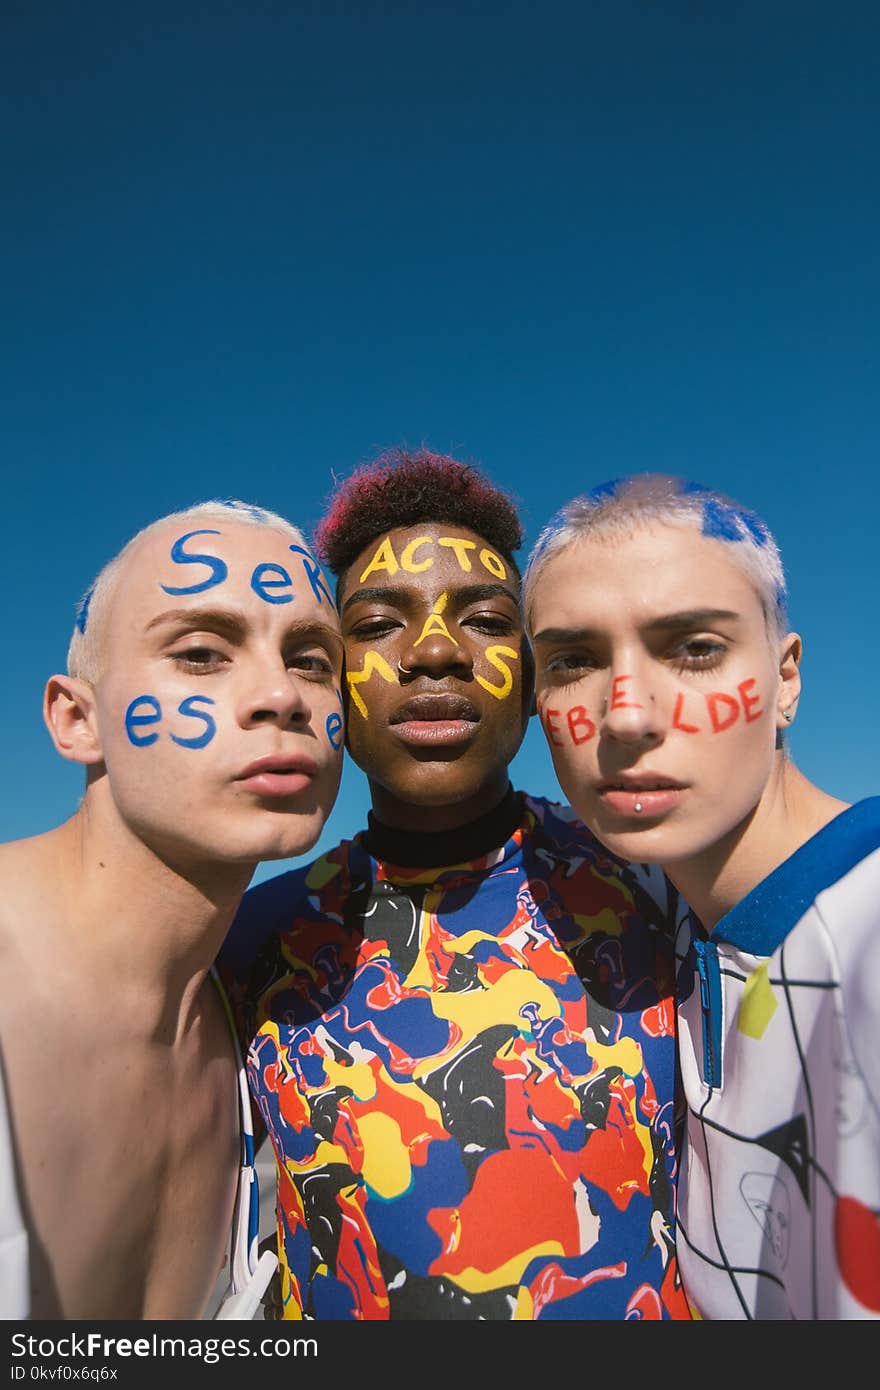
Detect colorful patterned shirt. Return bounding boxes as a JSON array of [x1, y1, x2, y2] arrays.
[[674, 797, 880, 1319], [220, 789, 690, 1320]]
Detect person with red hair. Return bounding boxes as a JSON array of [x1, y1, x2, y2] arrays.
[[220, 447, 692, 1322]]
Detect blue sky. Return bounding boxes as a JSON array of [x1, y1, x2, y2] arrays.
[[2, 2, 877, 884]]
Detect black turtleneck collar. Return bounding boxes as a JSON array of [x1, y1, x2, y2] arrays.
[[363, 785, 524, 869]]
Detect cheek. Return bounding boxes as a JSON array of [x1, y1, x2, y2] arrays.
[[536, 692, 599, 754]]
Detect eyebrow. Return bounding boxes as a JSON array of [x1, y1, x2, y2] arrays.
[[341, 582, 519, 614], [532, 609, 742, 643], [145, 606, 344, 654]]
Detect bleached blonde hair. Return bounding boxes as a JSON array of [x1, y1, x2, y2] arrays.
[[523, 474, 789, 641], [67, 499, 312, 683]]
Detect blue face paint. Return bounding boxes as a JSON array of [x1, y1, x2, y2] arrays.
[[161, 531, 227, 596], [75, 586, 94, 635], [250, 563, 294, 604], [325, 711, 344, 750], [170, 696, 217, 749], [125, 696, 162, 746], [288, 544, 334, 607]]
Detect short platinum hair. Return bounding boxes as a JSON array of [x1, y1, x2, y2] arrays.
[[67, 499, 313, 684], [523, 474, 789, 640]]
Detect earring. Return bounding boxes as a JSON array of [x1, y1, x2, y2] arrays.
[[781, 708, 793, 723]]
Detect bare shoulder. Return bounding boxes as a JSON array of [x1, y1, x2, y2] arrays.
[[0, 828, 68, 968]]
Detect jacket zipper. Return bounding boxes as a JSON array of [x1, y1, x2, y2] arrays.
[[693, 935, 723, 1089]]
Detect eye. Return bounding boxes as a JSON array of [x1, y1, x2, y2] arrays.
[[170, 644, 229, 674], [540, 650, 598, 682], [345, 615, 402, 641], [287, 649, 337, 680], [669, 637, 727, 673], [464, 611, 518, 636]]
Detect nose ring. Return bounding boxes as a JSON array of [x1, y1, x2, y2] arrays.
[[398, 660, 414, 677]]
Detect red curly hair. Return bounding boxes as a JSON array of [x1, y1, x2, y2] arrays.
[[314, 446, 524, 587]]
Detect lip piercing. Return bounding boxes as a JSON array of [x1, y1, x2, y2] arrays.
[[634, 801, 643, 813]]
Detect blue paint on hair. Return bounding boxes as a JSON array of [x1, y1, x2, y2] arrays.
[[75, 586, 94, 635], [701, 499, 744, 542], [216, 499, 267, 522], [585, 478, 624, 502], [739, 511, 770, 548]]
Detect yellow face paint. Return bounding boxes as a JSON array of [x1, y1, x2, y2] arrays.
[[358, 537, 399, 583], [479, 548, 506, 579], [437, 536, 476, 570], [346, 651, 397, 719], [357, 533, 507, 582], [413, 593, 452, 648], [475, 645, 518, 699], [400, 536, 433, 572]]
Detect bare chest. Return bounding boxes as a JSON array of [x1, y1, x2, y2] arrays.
[[4, 987, 241, 1319]]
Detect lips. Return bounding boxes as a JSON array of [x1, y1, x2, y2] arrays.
[[596, 774, 687, 820], [390, 693, 480, 725], [234, 752, 320, 799], [596, 775, 686, 793], [388, 691, 481, 749]]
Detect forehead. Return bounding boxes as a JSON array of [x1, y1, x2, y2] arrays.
[[342, 522, 518, 603], [115, 517, 337, 623], [530, 522, 764, 629]]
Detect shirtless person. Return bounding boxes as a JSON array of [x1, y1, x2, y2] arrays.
[[0, 499, 344, 1320]]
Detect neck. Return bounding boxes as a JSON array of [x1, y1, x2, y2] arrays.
[[664, 758, 849, 931], [367, 771, 514, 835], [49, 796, 254, 1016], [365, 783, 521, 867]]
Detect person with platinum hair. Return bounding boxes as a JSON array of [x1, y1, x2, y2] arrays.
[[0, 498, 344, 1320], [523, 473, 880, 1320]]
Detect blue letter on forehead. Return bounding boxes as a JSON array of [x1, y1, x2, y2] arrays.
[[161, 530, 228, 596], [251, 563, 294, 604], [288, 544, 334, 607]]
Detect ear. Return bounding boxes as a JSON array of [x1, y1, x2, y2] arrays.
[[43, 675, 105, 764], [776, 632, 802, 731]]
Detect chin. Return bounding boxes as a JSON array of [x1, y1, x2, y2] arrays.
[[571, 805, 671, 866]]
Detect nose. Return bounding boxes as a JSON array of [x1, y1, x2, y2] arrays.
[[236, 656, 312, 728], [397, 614, 473, 681], [600, 668, 663, 747]]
